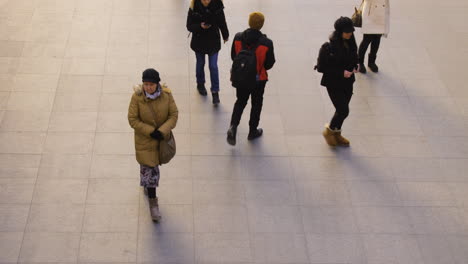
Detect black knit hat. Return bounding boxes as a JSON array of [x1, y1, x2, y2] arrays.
[[142, 68, 160, 84], [334, 16, 355, 33]]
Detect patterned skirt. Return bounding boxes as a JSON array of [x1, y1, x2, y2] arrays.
[[139, 165, 160, 188]]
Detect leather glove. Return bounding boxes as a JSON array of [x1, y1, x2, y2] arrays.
[[150, 129, 164, 140]]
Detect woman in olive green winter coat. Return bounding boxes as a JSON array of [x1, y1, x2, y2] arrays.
[[128, 68, 178, 222]]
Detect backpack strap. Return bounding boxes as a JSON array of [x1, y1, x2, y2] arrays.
[[240, 32, 260, 51]]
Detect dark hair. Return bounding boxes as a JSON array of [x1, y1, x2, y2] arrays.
[[329, 30, 358, 53]]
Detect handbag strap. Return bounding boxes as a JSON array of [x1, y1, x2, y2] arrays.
[[146, 101, 159, 128], [359, 0, 364, 9]]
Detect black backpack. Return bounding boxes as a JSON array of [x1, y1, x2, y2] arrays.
[[231, 38, 259, 88], [314, 42, 331, 73]]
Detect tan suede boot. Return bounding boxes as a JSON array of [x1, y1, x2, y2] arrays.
[[322, 124, 337, 147], [335, 130, 350, 147], [149, 197, 161, 222]]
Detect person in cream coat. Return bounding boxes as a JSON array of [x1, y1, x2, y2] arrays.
[[358, 0, 390, 73]]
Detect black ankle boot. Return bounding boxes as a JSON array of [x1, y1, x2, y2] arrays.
[[227, 125, 237, 146], [197, 83, 207, 96], [368, 63, 379, 72], [359, 63, 367, 74], [368, 56, 379, 72], [248, 128, 263, 140], [212, 92, 220, 106]]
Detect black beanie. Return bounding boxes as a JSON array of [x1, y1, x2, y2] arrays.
[[334, 16, 355, 33], [142, 68, 160, 84]]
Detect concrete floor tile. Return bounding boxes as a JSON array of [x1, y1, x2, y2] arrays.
[[48, 112, 98, 132], [0, 205, 29, 231], [32, 178, 87, 204], [354, 206, 413, 234], [195, 233, 251, 263], [291, 157, 346, 181], [79, 233, 137, 263], [93, 132, 134, 155], [6, 92, 54, 112], [53, 93, 101, 112], [43, 132, 95, 154], [0, 232, 23, 262], [349, 181, 402, 206], [397, 182, 456, 207], [193, 180, 245, 205], [90, 154, 138, 179], [301, 206, 358, 234], [0, 178, 36, 204], [138, 232, 194, 264], [243, 180, 297, 206], [11, 74, 59, 92], [247, 205, 303, 233], [417, 235, 456, 264], [86, 178, 138, 205], [57, 75, 102, 94], [96, 112, 133, 133], [0, 153, 41, 178], [194, 204, 248, 233], [306, 234, 366, 264], [252, 233, 309, 263], [363, 234, 424, 264], [26, 203, 85, 232], [1, 0, 468, 263], [38, 153, 91, 179], [19, 232, 80, 263], [191, 156, 241, 180], [83, 204, 138, 233], [296, 180, 351, 207]]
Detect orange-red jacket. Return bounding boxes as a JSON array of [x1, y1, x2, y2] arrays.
[[231, 29, 275, 81]]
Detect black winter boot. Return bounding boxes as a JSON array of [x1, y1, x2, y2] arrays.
[[212, 92, 220, 106], [248, 128, 263, 140], [227, 125, 237, 146], [197, 83, 207, 96], [359, 63, 367, 74], [368, 55, 379, 73]]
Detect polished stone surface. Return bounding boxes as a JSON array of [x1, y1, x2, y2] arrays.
[[1, 0, 468, 263]]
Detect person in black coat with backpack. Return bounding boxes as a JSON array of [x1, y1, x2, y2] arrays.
[[186, 0, 229, 105], [226, 12, 275, 146], [317, 17, 359, 147]]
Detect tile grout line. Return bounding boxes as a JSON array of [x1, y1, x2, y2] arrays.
[[13, 1, 77, 262], [75, 0, 114, 261], [184, 2, 198, 262], [135, 0, 153, 263]]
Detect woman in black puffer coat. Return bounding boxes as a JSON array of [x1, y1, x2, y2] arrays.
[[319, 17, 359, 147], [186, 0, 229, 105]]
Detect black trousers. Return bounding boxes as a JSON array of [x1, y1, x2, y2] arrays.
[[326, 83, 353, 130], [147, 187, 156, 199], [358, 34, 382, 64], [230, 81, 266, 130]]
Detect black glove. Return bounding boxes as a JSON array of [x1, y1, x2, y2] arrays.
[[150, 129, 164, 140]]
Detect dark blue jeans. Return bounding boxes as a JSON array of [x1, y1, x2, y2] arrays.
[[195, 52, 219, 92]]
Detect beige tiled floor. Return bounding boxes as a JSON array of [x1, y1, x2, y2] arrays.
[[1, 0, 468, 263]]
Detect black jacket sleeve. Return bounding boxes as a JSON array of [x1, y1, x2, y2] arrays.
[[264, 39, 276, 70], [217, 10, 229, 40], [186, 9, 202, 33]]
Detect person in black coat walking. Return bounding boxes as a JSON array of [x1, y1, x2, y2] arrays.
[[186, 0, 229, 105], [319, 17, 359, 147]]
